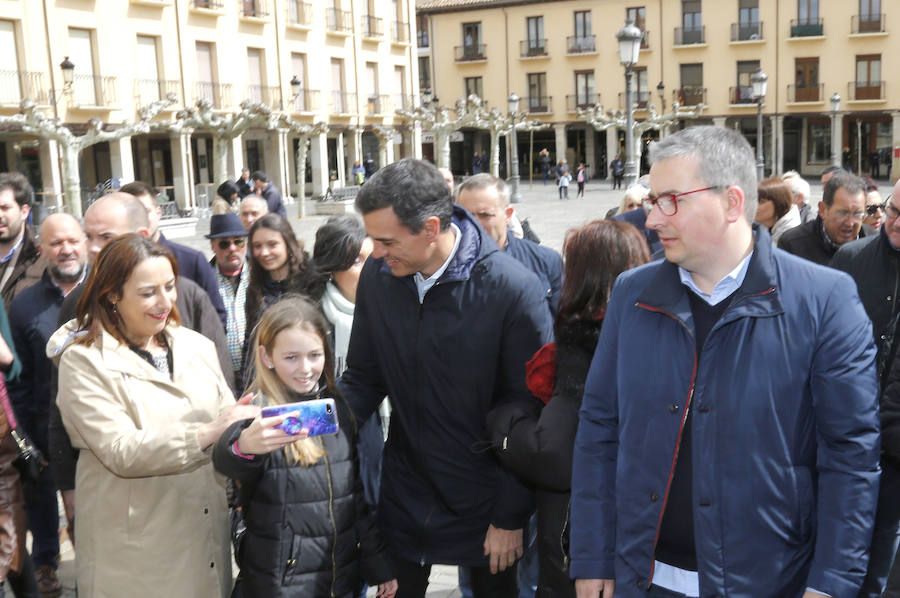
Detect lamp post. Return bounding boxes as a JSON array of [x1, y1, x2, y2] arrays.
[[657, 80, 665, 112], [617, 19, 643, 188], [751, 69, 768, 181], [55, 56, 75, 105], [507, 92, 522, 204], [830, 92, 841, 168]]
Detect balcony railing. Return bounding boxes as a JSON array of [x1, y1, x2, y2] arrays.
[[71, 74, 118, 107], [239, 0, 268, 17], [731, 21, 763, 41], [454, 44, 486, 61], [134, 79, 181, 107], [247, 84, 281, 109], [361, 15, 384, 38], [618, 91, 650, 110], [393, 93, 416, 111], [525, 95, 552, 114], [0, 70, 48, 105], [852, 13, 885, 33], [365, 94, 389, 115], [191, 0, 224, 9], [675, 86, 706, 106], [674, 25, 705, 45], [849, 81, 884, 101], [790, 18, 824, 37], [565, 94, 601, 112], [291, 88, 319, 112], [392, 21, 409, 43], [520, 39, 548, 57], [729, 85, 756, 105], [787, 83, 823, 103], [330, 90, 357, 114], [326, 8, 352, 32], [566, 35, 595, 54], [286, 1, 312, 26], [195, 81, 232, 109]]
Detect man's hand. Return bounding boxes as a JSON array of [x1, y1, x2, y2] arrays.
[[575, 578, 614, 598], [483, 524, 523, 574]]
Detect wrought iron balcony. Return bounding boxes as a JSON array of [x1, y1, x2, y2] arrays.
[[392, 21, 409, 43], [326, 8, 352, 32], [134, 79, 181, 107], [190, 0, 223, 9], [0, 70, 48, 105], [330, 90, 357, 114], [454, 44, 486, 61], [361, 15, 384, 38], [194, 81, 233, 109], [674, 86, 706, 106], [71, 74, 118, 107], [286, 1, 312, 26], [731, 21, 763, 41], [640, 30, 650, 49], [525, 95, 552, 114], [291, 88, 319, 112], [786, 83, 823, 103], [790, 18, 824, 37], [520, 39, 548, 58], [618, 91, 650, 110], [239, 0, 268, 18], [674, 25, 705, 45], [852, 13, 885, 33], [566, 35, 595, 54], [392, 94, 416, 111], [247, 84, 281, 109], [366, 94, 390, 115], [565, 94, 600, 112]]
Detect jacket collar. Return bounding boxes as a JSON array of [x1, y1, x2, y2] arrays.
[[377, 204, 496, 284], [97, 325, 187, 390], [636, 224, 784, 329]]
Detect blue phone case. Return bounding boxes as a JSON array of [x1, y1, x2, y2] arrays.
[[261, 398, 339, 437]]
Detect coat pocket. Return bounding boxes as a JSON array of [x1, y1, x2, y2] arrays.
[[281, 533, 303, 586]]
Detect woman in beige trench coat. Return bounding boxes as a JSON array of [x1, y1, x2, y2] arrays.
[[50, 234, 257, 598]]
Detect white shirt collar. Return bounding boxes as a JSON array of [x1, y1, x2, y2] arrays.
[[414, 223, 461, 303], [678, 251, 753, 306]]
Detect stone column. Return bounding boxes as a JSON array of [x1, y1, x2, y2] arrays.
[[38, 139, 63, 211], [891, 112, 900, 182], [712, 117, 727, 129], [606, 128, 618, 181], [346, 129, 362, 165], [774, 115, 785, 176], [267, 129, 291, 203], [554, 123, 567, 164], [584, 126, 596, 179], [109, 135, 135, 184], [170, 132, 194, 210], [411, 123, 423, 160], [335, 131, 347, 187], [309, 131, 328, 195], [832, 113, 844, 168], [227, 136, 244, 179]]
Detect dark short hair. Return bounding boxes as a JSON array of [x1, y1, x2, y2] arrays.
[[557, 220, 649, 329], [0, 172, 33, 207], [217, 181, 240, 202], [75, 234, 180, 347], [250, 170, 268, 183], [120, 180, 157, 198], [355, 158, 453, 233], [823, 171, 866, 207], [313, 214, 366, 275], [758, 178, 794, 221]]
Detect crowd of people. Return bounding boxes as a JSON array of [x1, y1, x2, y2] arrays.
[[0, 125, 896, 598]]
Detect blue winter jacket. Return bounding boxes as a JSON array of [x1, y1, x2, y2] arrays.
[[340, 205, 554, 566], [570, 226, 881, 598]]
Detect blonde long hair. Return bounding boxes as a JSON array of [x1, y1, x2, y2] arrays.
[[250, 296, 336, 466]]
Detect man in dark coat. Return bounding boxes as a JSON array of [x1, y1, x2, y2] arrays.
[[8, 213, 87, 596], [250, 171, 287, 218], [830, 176, 900, 598], [778, 171, 873, 265], [340, 159, 553, 598], [456, 173, 562, 317], [236, 168, 253, 198], [0, 172, 43, 307]]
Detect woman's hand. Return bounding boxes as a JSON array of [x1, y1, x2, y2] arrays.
[[235, 411, 309, 456], [198, 393, 261, 450], [376, 579, 398, 598]]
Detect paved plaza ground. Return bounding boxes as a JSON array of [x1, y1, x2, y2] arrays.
[[50, 174, 895, 597]]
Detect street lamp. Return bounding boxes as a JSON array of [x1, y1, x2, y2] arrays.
[[657, 80, 665, 112], [830, 92, 841, 168], [617, 19, 643, 188], [507, 92, 522, 204], [54, 56, 75, 105], [751, 68, 768, 180]]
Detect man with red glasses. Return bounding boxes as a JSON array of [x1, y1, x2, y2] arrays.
[[778, 171, 874, 265], [830, 177, 900, 598], [207, 212, 250, 385], [570, 126, 880, 598]]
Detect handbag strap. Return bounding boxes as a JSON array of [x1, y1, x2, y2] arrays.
[[0, 372, 19, 430]]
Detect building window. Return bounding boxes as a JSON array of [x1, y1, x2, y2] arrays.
[[798, 0, 819, 24], [464, 77, 482, 99], [574, 71, 595, 107], [569, 11, 594, 53], [291, 52, 310, 111], [680, 0, 703, 44], [626, 7, 648, 47], [69, 28, 99, 105], [418, 56, 430, 90], [525, 16, 545, 54], [0, 20, 24, 105], [527, 73, 548, 112], [857, 0, 882, 32], [794, 57, 819, 101], [736, 0, 761, 40], [633, 66, 648, 108], [331, 57, 346, 113], [416, 14, 428, 47], [678, 63, 704, 106], [855, 54, 881, 99], [807, 120, 829, 163], [733, 60, 759, 104], [247, 48, 268, 105], [462, 22, 482, 58], [574, 11, 591, 37]]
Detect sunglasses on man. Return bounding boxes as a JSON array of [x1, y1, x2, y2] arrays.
[[216, 238, 246, 250]]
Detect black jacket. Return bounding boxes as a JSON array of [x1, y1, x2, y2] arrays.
[[879, 347, 900, 468], [830, 226, 900, 389], [778, 216, 875, 266], [0, 224, 43, 309], [504, 234, 563, 319], [339, 206, 554, 566], [213, 391, 393, 598], [487, 319, 602, 598]]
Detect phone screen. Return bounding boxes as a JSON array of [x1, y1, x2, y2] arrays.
[[261, 398, 339, 437]]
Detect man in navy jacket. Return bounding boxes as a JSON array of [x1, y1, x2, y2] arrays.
[[571, 126, 880, 598], [340, 159, 553, 598]]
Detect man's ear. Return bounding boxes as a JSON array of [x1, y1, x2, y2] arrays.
[[423, 216, 441, 240], [818, 200, 826, 219], [504, 205, 515, 222], [725, 185, 746, 223], [137, 227, 151, 239]]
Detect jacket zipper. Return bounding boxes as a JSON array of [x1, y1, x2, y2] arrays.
[[323, 452, 338, 598], [635, 302, 698, 588]]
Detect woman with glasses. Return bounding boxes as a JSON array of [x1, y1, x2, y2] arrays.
[[755, 177, 802, 245]]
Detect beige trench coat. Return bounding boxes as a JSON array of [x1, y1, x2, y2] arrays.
[[51, 323, 234, 598]]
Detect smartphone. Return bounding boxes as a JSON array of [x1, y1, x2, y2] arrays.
[[261, 398, 339, 437]]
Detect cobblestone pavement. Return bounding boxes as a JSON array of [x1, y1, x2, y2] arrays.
[[52, 175, 893, 597]]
